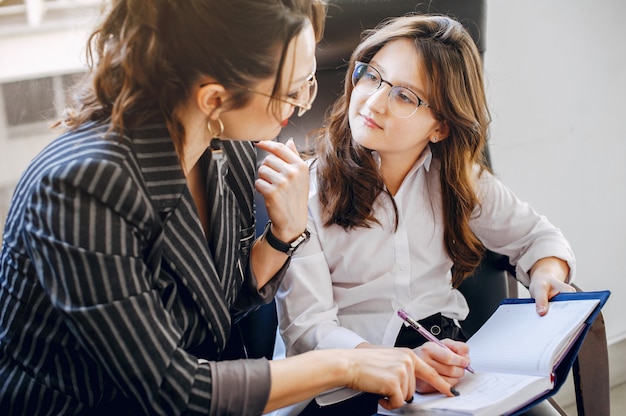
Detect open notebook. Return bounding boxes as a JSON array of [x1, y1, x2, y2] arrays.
[[377, 290, 610, 416]]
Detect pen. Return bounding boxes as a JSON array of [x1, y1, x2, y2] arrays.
[[397, 309, 476, 374]]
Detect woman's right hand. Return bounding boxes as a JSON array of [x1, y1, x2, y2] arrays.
[[254, 138, 309, 243], [343, 347, 457, 410], [413, 339, 469, 393]]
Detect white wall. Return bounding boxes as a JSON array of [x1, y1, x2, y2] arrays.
[[0, 27, 89, 83], [0, 24, 93, 189], [485, 0, 626, 345]]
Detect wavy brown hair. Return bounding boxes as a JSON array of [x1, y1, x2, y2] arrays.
[[62, 0, 326, 159], [315, 14, 491, 287]]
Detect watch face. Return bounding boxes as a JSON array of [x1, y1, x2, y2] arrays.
[[286, 229, 310, 256], [263, 221, 310, 256]]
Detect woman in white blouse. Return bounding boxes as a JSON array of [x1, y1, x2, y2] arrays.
[[276, 14, 575, 416]]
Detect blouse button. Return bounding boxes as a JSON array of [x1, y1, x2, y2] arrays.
[[429, 325, 442, 336]]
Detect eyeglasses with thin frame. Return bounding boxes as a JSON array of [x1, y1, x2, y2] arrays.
[[201, 73, 318, 118], [351, 61, 430, 118]]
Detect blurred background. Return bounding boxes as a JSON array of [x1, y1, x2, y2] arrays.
[[483, 1, 625, 409], [0, 0, 624, 411]]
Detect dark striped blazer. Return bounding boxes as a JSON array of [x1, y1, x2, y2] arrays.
[[0, 122, 277, 415]]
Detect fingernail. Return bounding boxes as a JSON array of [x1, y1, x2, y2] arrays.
[[451, 387, 460, 396], [537, 305, 547, 314], [405, 395, 414, 404]]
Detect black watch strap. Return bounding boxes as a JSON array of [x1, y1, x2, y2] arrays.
[[262, 221, 310, 256]]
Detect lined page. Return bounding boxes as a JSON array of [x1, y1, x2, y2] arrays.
[[378, 372, 551, 416], [467, 299, 599, 376]]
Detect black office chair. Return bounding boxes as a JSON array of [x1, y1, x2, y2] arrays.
[[248, 2, 610, 415]]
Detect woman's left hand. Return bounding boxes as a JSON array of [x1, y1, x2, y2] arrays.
[[254, 138, 309, 243], [528, 257, 575, 316]]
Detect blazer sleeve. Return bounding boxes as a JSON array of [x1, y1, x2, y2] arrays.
[[24, 157, 270, 415]]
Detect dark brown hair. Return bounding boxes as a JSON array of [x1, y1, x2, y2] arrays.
[[316, 14, 491, 287], [62, 0, 326, 157]]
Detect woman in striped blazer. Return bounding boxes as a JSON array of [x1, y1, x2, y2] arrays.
[[0, 1, 461, 415]]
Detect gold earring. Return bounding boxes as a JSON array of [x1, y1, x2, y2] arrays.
[[207, 118, 224, 138]]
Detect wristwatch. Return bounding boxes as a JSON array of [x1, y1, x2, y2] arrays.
[[262, 221, 310, 256]]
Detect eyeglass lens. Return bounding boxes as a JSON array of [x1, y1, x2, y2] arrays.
[[293, 76, 318, 117], [352, 62, 425, 118]]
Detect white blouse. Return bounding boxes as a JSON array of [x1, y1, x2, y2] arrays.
[[275, 146, 575, 356]]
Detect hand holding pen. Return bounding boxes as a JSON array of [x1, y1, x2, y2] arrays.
[[398, 309, 476, 374]]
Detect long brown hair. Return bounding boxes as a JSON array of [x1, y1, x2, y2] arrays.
[[316, 14, 491, 287], [62, 0, 326, 157]]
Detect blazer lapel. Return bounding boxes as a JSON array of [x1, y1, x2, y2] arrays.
[[131, 124, 231, 351]]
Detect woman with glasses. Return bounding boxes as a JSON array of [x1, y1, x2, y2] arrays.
[[0, 2, 460, 415], [275, 14, 576, 415]]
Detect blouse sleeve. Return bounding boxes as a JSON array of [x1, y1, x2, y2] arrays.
[[470, 169, 576, 286], [206, 359, 270, 416], [233, 255, 291, 309], [274, 213, 368, 356]]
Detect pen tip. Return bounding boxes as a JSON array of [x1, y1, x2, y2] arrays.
[[397, 309, 407, 320]]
